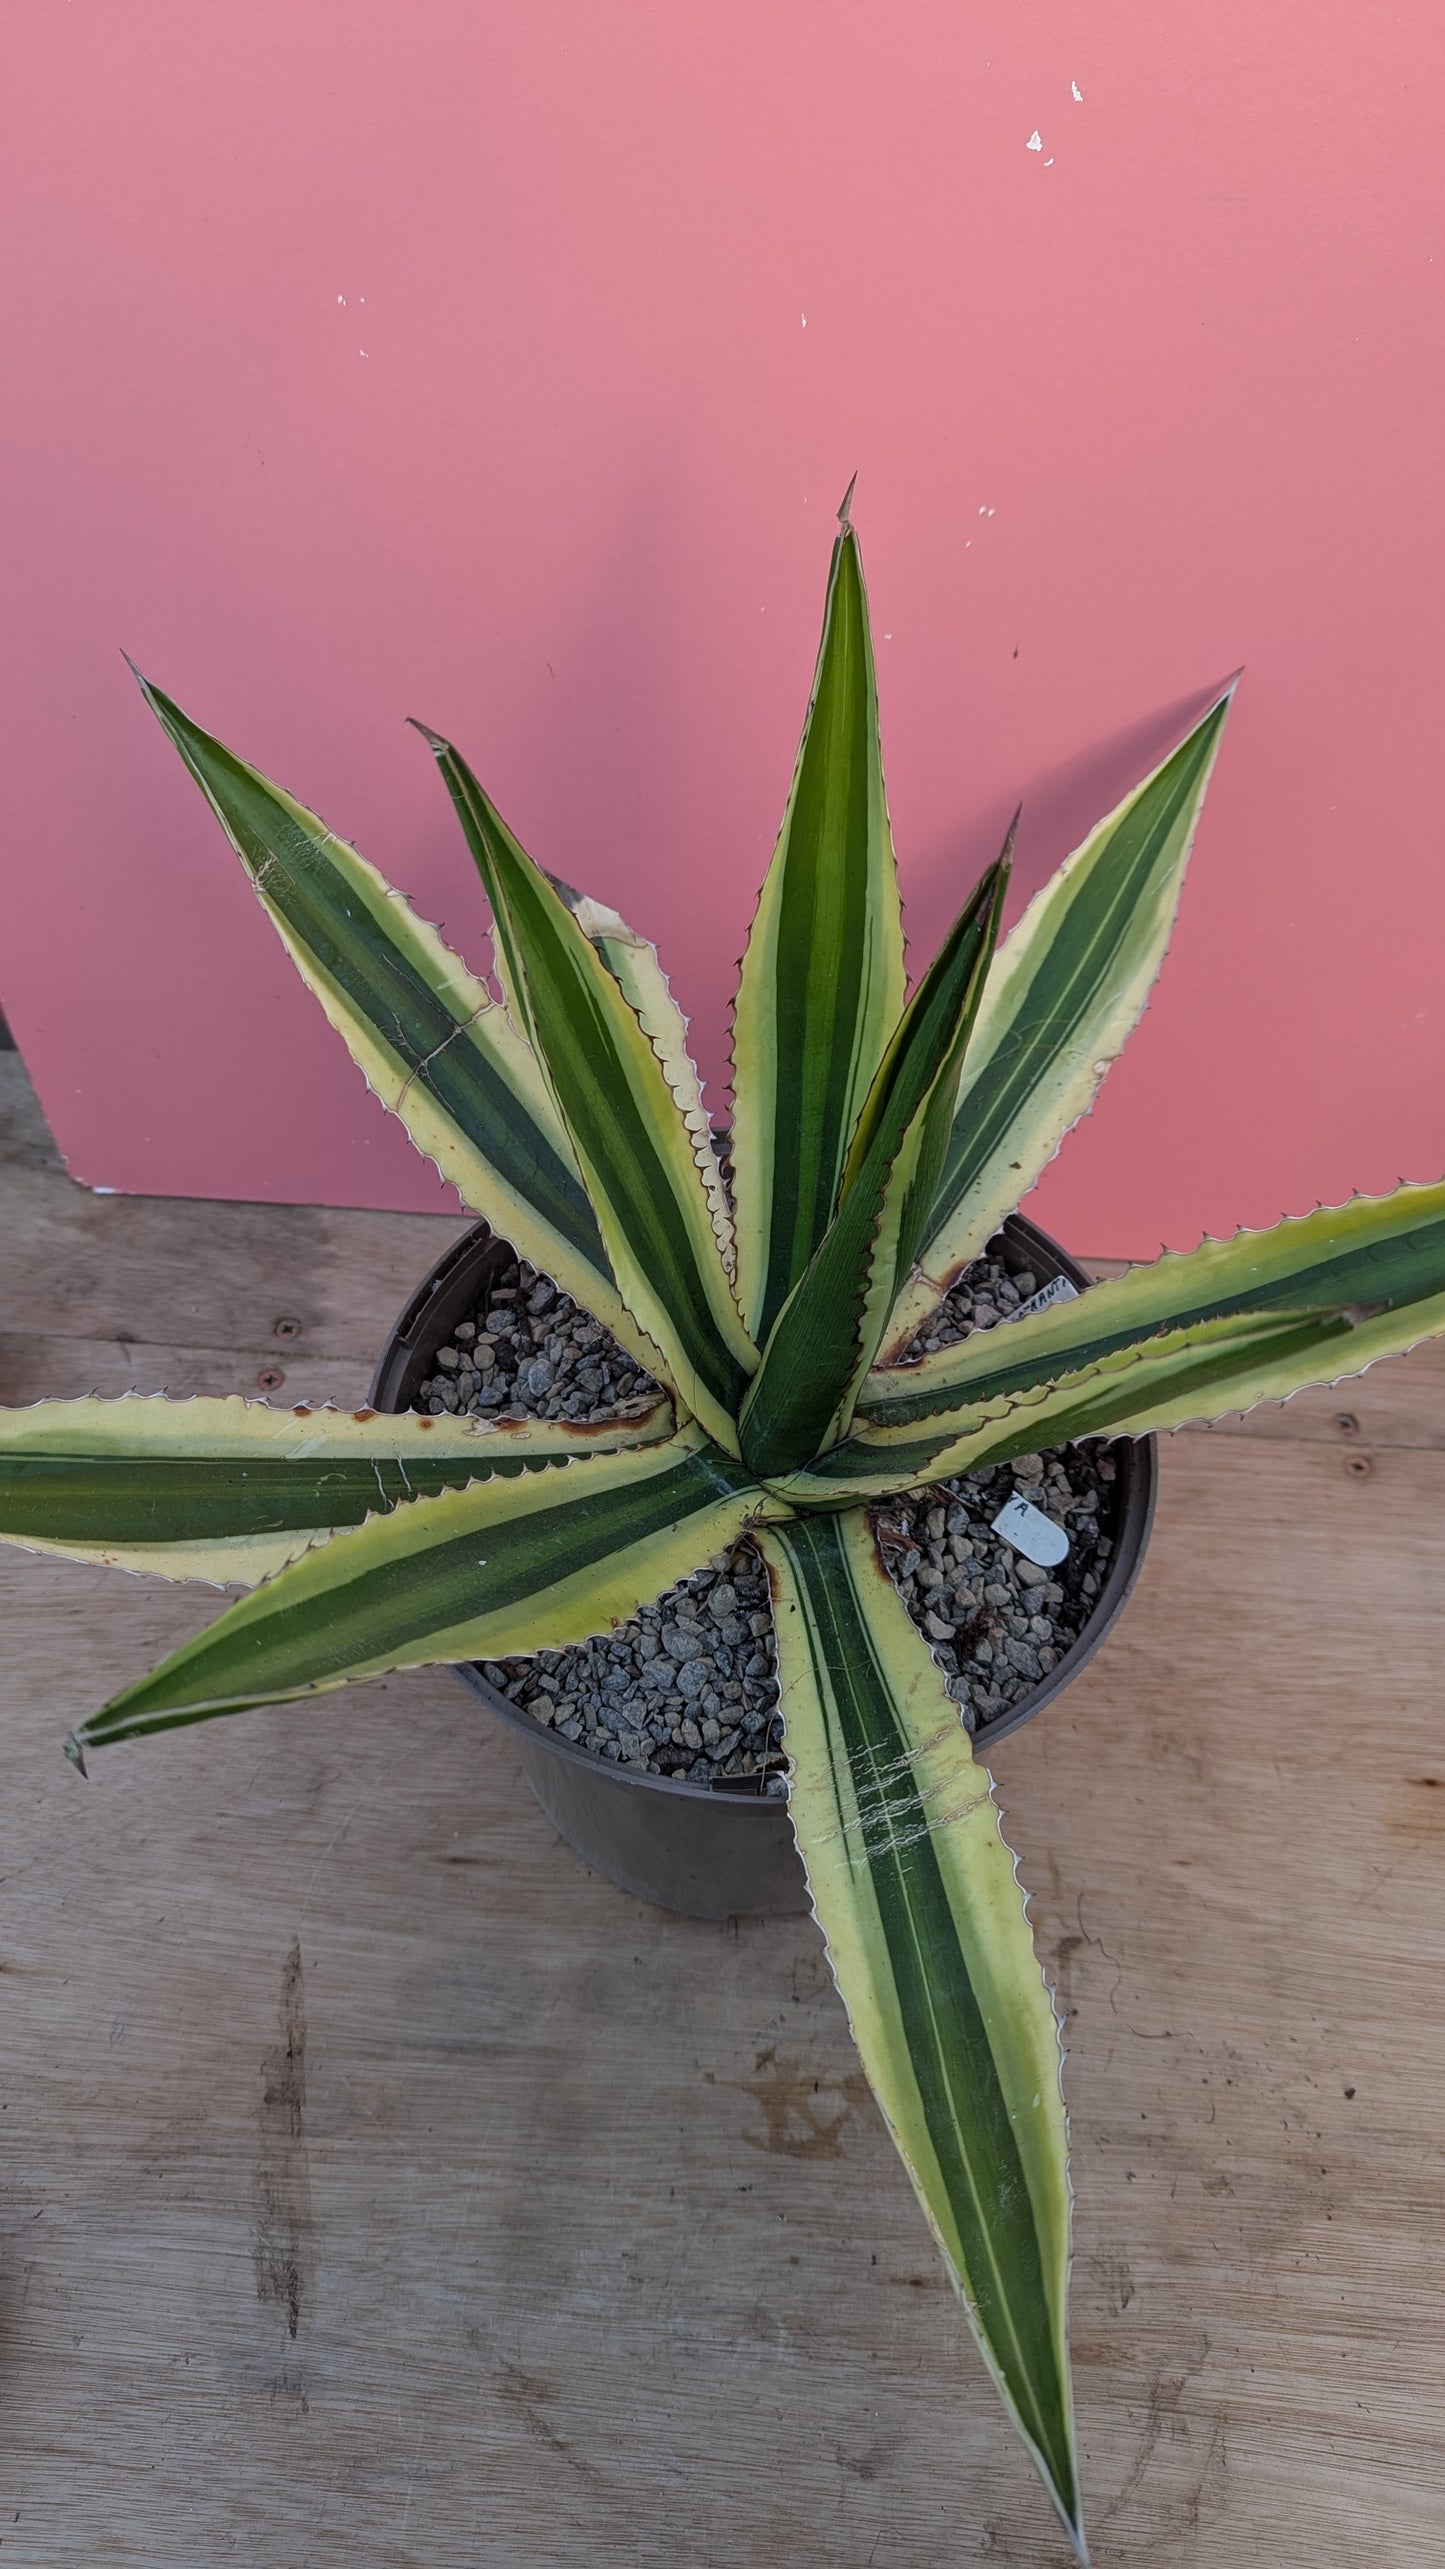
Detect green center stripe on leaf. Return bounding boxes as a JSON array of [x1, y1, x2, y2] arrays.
[[731, 520, 906, 1342], [495, 861, 750, 1399], [738, 855, 1008, 1478], [75, 1437, 764, 1744], [783, 1524, 1060, 2422], [764, 1512, 1077, 2537], [864, 1197, 1445, 1432], [925, 712, 1224, 1259], [421, 731, 758, 1447], [0, 1448, 556, 1547], [214, 786, 598, 1260]]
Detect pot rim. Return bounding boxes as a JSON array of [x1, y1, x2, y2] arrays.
[[370, 1212, 1157, 1804]]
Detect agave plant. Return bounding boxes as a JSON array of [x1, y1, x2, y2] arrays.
[[7, 499, 1445, 2558]]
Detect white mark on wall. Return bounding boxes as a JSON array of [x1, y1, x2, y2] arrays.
[[1027, 130, 1043, 152], [1072, 80, 1084, 103], [978, 505, 996, 517], [801, 311, 808, 328], [1044, 157, 1055, 166], [337, 294, 347, 306]]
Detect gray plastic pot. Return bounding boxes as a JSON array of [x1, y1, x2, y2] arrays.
[[371, 1215, 1156, 1920]]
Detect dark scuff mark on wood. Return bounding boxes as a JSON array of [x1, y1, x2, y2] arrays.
[[253, 1938, 313, 2353]]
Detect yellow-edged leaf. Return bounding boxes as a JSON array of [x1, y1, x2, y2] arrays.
[[884, 688, 1234, 1358], [135, 671, 654, 1368], [419, 729, 758, 1451], [0, 1393, 673, 1584], [68, 1424, 776, 1758], [759, 1509, 1081, 2558], [730, 507, 907, 1342], [550, 874, 734, 1277]]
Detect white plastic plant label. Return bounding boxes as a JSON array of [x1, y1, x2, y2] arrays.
[[1014, 1273, 1080, 1321], [991, 1494, 1071, 1568]]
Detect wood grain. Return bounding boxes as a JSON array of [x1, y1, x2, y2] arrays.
[[2, 1057, 1443, 2565]]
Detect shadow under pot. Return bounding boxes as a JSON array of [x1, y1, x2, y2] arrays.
[[371, 1214, 1156, 1922]]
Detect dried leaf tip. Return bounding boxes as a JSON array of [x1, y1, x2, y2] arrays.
[[63, 1732, 89, 1780], [837, 472, 859, 528]]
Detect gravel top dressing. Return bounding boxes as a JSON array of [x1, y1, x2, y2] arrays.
[[413, 1246, 1121, 1787]]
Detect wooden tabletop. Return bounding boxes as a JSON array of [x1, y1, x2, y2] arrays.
[[2, 1051, 1443, 2568]]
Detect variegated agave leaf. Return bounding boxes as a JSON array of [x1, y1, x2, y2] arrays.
[[730, 495, 907, 1344], [760, 1510, 1083, 2560], [883, 687, 1235, 1359], [739, 846, 1009, 1478], [548, 873, 735, 1277], [417, 728, 758, 1456], [0, 1392, 673, 1584], [793, 1181, 1445, 1500], [66, 1425, 778, 1760], [134, 671, 652, 1370]]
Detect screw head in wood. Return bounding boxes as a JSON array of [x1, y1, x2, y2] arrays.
[[256, 1365, 286, 1392]]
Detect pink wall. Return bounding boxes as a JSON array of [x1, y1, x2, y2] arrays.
[[2, 3, 1442, 1259]]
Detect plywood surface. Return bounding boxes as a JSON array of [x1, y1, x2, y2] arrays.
[[2, 1055, 1443, 2566]]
